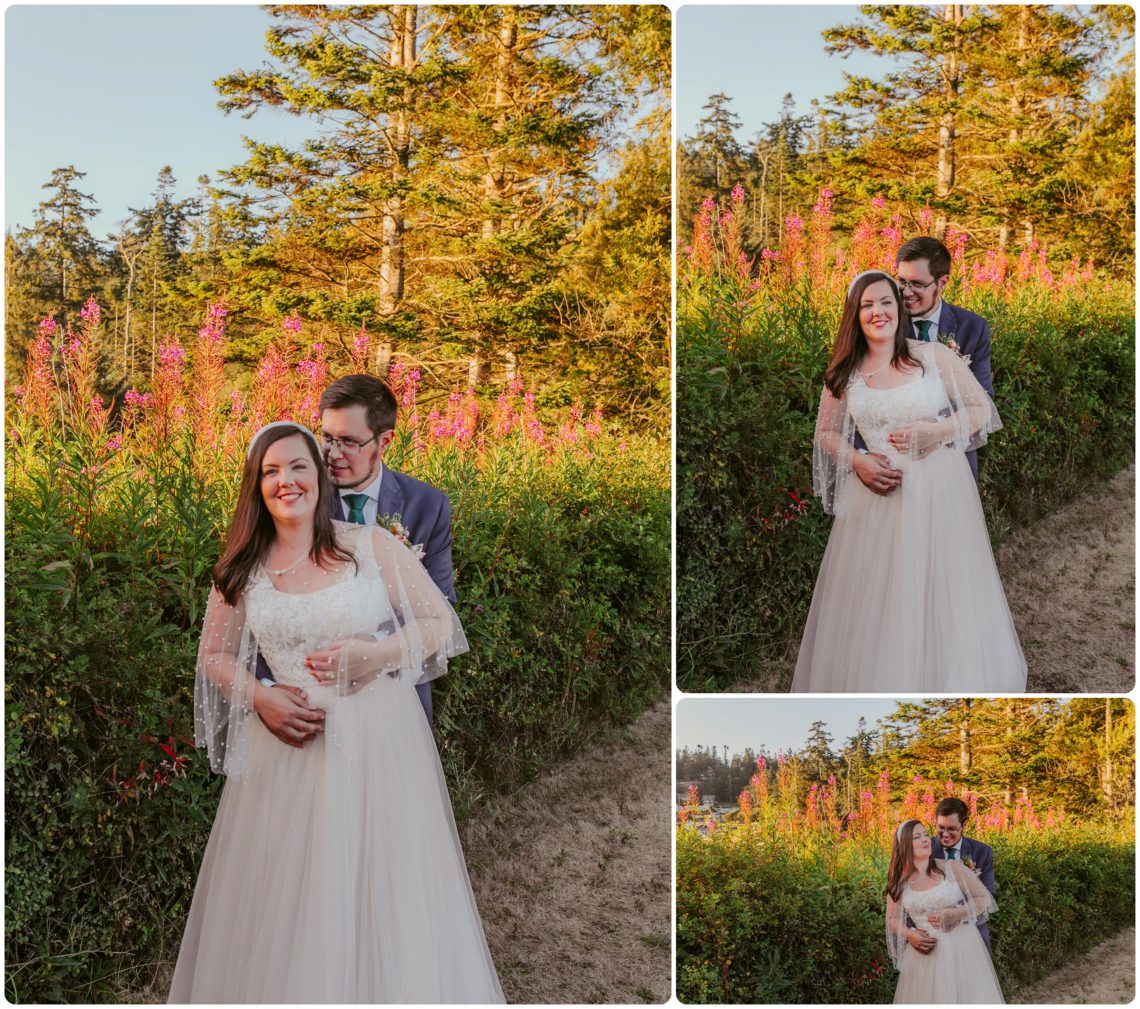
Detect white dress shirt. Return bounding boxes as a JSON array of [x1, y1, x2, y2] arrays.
[[912, 299, 944, 340], [338, 463, 385, 526]]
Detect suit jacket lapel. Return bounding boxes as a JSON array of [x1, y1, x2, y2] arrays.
[[940, 300, 960, 338], [331, 493, 345, 521], [377, 468, 405, 521]]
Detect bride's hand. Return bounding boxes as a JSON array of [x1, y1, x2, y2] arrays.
[[887, 420, 945, 456], [305, 636, 380, 693], [928, 908, 964, 932]]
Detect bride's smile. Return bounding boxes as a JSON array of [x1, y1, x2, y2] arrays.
[[260, 435, 320, 524], [858, 280, 899, 345]]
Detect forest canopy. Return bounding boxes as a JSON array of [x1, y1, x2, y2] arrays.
[[6, 5, 671, 425], [677, 4, 1135, 273]]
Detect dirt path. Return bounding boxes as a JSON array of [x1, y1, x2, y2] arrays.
[[462, 699, 672, 1004], [1001, 466, 1134, 692], [1010, 927, 1135, 1004], [730, 467, 1135, 693]]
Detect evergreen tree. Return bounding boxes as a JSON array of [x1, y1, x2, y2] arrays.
[[678, 93, 745, 229], [17, 166, 103, 336]]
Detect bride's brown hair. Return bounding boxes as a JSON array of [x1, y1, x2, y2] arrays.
[[824, 271, 920, 398], [213, 424, 355, 605], [886, 819, 945, 901]]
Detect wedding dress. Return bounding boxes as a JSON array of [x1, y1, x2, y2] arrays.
[[792, 341, 1026, 692], [168, 523, 504, 1003], [890, 860, 1003, 1004]]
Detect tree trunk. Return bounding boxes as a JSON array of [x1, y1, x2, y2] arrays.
[[1001, 8, 1029, 249], [376, 341, 393, 374], [1103, 698, 1114, 807], [379, 5, 416, 316], [958, 699, 973, 776], [482, 7, 516, 240], [935, 5, 963, 238]]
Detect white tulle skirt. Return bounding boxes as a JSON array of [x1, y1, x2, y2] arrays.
[[894, 921, 1004, 1004], [168, 674, 504, 1004], [792, 448, 1027, 693]]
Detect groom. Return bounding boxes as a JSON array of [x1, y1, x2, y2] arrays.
[[854, 235, 995, 495], [932, 797, 997, 951], [253, 374, 455, 744]]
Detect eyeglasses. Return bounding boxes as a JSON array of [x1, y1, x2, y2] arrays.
[[895, 277, 938, 292], [320, 432, 379, 456]]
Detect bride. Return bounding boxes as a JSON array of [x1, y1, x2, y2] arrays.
[[791, 271, 1026, 692], [887, 820, 1003, 1004], [168, 421, 504, 1003]]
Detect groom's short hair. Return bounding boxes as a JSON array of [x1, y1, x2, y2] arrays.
[[896, 236, 952, 280], [935, 796, 970, 824], [319, 374, 398, 435]]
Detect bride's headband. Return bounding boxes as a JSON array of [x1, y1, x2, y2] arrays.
[[847, 269, 893, 298], [247, 421, 321, 459]]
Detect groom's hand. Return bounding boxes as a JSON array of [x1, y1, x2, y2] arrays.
[[906, 927, 937, 954], [253, 682, 324, 747], [853, 451, 902, 495]]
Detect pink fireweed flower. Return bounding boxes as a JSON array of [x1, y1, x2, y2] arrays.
[[730, 183, 745, 204], [283, 314, 303, 334], [106, 435, 123, 452], [785, 212, 805, 236], [584, 407, 602, 438], [493, 391, 519, 436], [919, 204, 934, 231], [350, 325, 370, 371], [38, 317, 57, 339], [80, 297, 101, 327], [197, 302, 227, 345], [871, 195, 886, 209], [159, 342, 187, 369], [402, 369, 421, 410]]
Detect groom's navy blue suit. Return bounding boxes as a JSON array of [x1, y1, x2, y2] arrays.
[[256, 467, 455, 724], [932, 834, 996, 951], [931, 301, 994, 483], [853, 299, 994, 483]]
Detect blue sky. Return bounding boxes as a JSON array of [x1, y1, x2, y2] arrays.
[[676, 696, 898, 757], [676, 4, 883, 144], [5, 4, 315, 236]]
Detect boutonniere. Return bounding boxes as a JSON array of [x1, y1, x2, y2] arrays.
[[938, 332, 972, 367], [961, 856, 982, 877], [376, 512, 426, 562]]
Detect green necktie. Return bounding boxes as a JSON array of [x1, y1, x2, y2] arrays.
[[915, 319, 933, 342], [946, 846, 957, 860], [343, 493, 369, 525]]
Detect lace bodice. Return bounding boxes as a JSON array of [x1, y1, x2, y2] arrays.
[[902, 877, 967, 932], [245, 541, 393, 689], [846, 365, 951, 460]]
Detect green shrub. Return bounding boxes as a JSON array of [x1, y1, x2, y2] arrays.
[[676, 822, 1134, 1004]]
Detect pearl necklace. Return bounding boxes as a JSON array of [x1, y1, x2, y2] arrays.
[[860, 356, 894, 380], [265, 549, 312, 576]]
